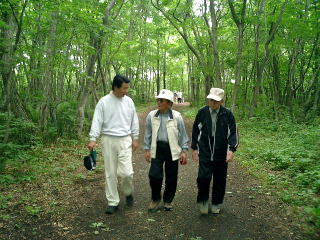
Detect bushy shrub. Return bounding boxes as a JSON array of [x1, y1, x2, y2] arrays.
[[0, 112, 40, 172], [56, 101, 78, 138]]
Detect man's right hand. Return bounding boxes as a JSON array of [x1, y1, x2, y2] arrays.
[[87, 141, 96, 151], [192, 150, 199, 161], [145, 150, 151, 163]]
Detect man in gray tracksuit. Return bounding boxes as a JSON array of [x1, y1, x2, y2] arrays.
[[191, 88, 239, 214]]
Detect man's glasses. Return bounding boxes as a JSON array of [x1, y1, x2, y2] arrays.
[[157, 98, 166, 103]]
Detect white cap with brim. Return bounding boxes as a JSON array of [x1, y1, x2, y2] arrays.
[[156, 89, 174, 102], [207, 88, 224, 101]]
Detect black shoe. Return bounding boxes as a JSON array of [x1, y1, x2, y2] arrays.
[[126, 195, 134, 206], [105, 205, 118, 214]]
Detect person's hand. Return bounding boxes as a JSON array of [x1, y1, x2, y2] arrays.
[[87, 141, 96, 151], [132, 139, 139, 152], [180, 152, 188, 165], [145, 150, 151, 163], [226, 150, 234, 163], [192, 150, 199, 161]]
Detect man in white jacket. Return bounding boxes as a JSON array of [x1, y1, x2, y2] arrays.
[[144, 89, 189, 212], [88, 74, 139, 214]]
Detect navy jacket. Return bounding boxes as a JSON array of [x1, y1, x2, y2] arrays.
[[191, 106, 239, 161]]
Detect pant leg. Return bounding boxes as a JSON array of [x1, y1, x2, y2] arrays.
[[101, 135, 120, 206], [211, 161, 228, 205], [149, 155, 164, 201], [163, 151, 178, 203], [117, 136, 134, 197], [197, 159, 213, 203]]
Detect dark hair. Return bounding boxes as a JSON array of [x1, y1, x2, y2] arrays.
[[112, 74, 130, 90]]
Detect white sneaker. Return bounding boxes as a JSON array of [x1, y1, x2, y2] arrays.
[[211, 204, 221, 214], [199, 201, 209, 215]]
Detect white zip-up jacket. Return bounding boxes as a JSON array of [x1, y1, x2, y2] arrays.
[[89, 92, 139, 141], [144, 109, 189, 161]]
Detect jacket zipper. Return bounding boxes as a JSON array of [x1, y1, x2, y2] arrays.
[[210, 113, 218, 161]]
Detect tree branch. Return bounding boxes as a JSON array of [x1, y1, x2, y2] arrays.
[[265, 0, 288, 47]]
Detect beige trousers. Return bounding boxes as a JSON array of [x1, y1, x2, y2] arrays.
[[101, 135, 133, 206]]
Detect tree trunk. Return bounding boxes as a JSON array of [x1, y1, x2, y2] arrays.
[[272, 54, 281, 104], [156, 38, 160, 94], [163, 49, 167, 89], [39, 11, 58, 132], [0, 1, 28, 117], [76, 0, 118, 137], [249, 0, 288, 117], [209, 0, 222, 88], [228, 0, 247, 112], [77, 33, 99, 137]]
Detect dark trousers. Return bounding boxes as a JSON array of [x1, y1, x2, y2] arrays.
[[197, 160, 228, 205], [149, 141, 179, 203]]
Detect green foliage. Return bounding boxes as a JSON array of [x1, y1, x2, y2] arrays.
[[25, 205, 42, 216], [237, 117, 320, 233], [179, 106, 198, 119], [56, 101, 78, 138], [89, 222, 106, 229], [0, 112, 40, 172], [305, 206, 320, 230], [0, 195, 13, 210]]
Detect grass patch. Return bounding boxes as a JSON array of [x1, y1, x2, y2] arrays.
[[238, 117, 320, 234]]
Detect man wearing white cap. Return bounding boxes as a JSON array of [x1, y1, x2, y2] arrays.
[[191, 88, 239, 215], [144, 89, 189, 212]]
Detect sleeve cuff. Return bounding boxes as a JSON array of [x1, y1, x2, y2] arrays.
[[229, 147, 236, 152], [132, 135, 139, 140]]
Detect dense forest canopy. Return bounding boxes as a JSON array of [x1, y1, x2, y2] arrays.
[[0, 0, 319, 142]]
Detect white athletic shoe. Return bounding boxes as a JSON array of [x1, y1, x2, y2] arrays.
[[211, 204, 221, 214], [199, 201, 209, 215]]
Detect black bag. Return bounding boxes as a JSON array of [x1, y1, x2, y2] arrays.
[[83, 150, 96, 171]]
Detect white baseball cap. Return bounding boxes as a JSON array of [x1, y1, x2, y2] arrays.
[[156, 89, 174, 102], [207, 88, 224, 101]]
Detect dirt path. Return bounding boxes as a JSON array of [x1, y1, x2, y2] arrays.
[[1, 104, 314, 240]]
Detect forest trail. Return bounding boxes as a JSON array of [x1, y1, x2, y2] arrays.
[[1, 104, 313, 240]]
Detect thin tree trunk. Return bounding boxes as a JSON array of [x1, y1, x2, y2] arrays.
[[249, 0, 288, 117], [228, 0, 247, 112], [163, 49, 167, 89], [39, 11, 58, 132], [209, 0, 222, 88], [0, 0, 28, 117], [76, 0, 119, 137], [156, 38, 160, 94]]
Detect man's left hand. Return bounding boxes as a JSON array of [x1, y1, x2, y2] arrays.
[[132, 139, 139, 152], [226, 151, 234, 163]]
